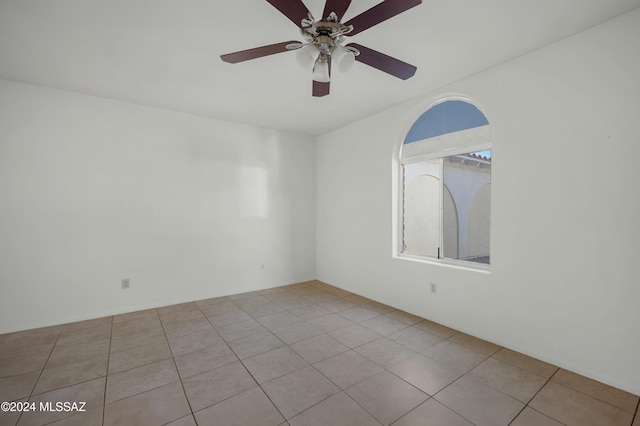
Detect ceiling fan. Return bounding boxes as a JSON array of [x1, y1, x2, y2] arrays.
[[220, 0, 422, 97]]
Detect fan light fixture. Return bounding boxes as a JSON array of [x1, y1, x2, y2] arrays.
[[220, 0, 421, 97], [286, 12, 360, 83]]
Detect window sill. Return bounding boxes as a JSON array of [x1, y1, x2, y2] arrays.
[[395, 253, 491, 274]]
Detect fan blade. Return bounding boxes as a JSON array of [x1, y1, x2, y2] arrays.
[[221, 41, 299, 63], [347, 43, 417, 79], [322, 0, 352, 21], [266, 0, 312, 27], [344, 0, 421, 35], [313, 57, 331, 97], [313, 81, 330, 97]]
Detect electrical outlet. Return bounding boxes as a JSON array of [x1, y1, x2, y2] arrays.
[[121, 279, 130, 289], [430, 282, 437, 294]]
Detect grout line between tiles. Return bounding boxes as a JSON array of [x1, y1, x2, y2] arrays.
[[490, 349, 559, 379], [426, 354, 527, 424], [167, 303, 212, 420], [26, 328, 62, 397], [547, 369, 639, 416], [386, 397, 431, 426], [512, 405, 570, 426], [507, 370, 563, 426], [427, 363, 498, 426], [104, 315, 180, 411], [429, 379, 478, 426], [211, 289, 370, 422], [15, 326, 64, 426], [255, 382, 288, 422], [206, 301, 291, 423], [101, 316, 114, 426]]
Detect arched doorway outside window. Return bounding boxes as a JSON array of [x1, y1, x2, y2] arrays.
[[399, 99, 491, 266]]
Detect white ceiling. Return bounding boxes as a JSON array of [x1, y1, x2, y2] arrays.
[[1, 0, 639, 135]]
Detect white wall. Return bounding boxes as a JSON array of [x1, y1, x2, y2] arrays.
[[0, 80, 316, 334], [316, 8, 640, 395]]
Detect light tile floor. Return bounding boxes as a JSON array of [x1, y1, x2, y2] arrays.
[[0, 280, 638, 426]]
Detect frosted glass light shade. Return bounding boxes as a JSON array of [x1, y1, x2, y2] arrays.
[[296, 44, 319, 68], [312, 60, 330, 82], [332, 46, 356, 72]]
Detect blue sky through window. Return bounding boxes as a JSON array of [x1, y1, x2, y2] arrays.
[[474, 149, 492, 158], [404, 100, 489, 144]]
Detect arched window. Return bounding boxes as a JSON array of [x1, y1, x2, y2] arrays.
[[399, 99, 491, 266]]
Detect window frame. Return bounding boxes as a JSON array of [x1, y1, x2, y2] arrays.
[[395, 98, 492, 272]]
